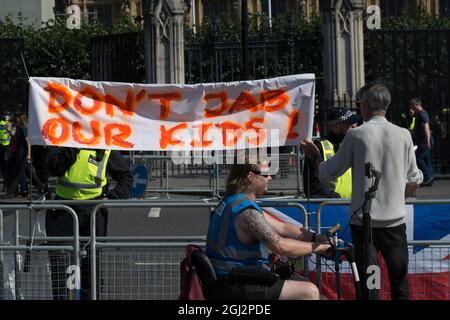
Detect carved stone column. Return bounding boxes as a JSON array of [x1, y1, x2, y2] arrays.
[[143, 0, 185, 84], [320, 0, 365, 102]]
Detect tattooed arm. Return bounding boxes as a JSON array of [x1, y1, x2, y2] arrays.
[[263, 211, 329, 243], [235, 208, 330, 257]]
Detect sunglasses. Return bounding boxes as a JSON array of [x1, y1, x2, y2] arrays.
[[250, 170, 271, 178]]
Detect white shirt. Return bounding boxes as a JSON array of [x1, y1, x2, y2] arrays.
[[318, 116, 423, 227]]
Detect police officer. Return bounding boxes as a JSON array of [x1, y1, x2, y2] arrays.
[[400, 105, 416, 142], [46, 147, 133, 300], [0, 113, 12, 191], [302, 107, 361, 198]]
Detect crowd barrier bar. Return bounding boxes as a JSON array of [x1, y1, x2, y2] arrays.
[[315, 199, 450, 293], [18, 236, 207, 242]]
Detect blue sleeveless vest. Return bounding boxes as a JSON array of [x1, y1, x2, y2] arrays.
[[206, 193, 270, 276]]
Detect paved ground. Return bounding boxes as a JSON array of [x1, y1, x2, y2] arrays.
[[413, 177, 450, 199]]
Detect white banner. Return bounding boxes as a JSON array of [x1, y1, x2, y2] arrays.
[[28, 74, 315, 150]]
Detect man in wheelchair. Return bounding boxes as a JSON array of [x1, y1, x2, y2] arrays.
[[205, 156, 331, 300]]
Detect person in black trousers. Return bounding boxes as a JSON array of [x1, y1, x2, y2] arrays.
[[46, 147, 133, 300], [1, 114, 30, 198]]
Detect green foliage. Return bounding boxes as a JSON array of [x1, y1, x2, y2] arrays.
[[0, 15, 143, 80], [185, 12, 321, 44], [381, 9, 450, 30]]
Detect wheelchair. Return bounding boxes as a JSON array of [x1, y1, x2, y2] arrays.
[[190, 248, 280, 300]]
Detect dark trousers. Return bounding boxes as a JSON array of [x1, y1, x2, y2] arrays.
[[415, 145, 434, 182], [350, 223, 410, 300], [0, 145, 9, 175], [46, 202, 108, 300], [6, 151, 46, 196], [0, 145, 7, 185], [6, 151, 27, 195]]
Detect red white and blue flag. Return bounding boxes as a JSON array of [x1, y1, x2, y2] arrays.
[[271, 203, 450, 300]]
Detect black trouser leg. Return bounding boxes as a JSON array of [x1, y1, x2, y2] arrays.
[[7, 156, 26, 195], [376, 224, 410, 300], [78, 207, 108, 300], [0, 146, 6, 191], [46, 204, 108, 300], [24, 163, 45, 192], [48, 249, 71, 300], [351, 224, 410, 300], [351, 225, 380, 300], [5, 154, 15, 191], [46, 209, 74, 300]]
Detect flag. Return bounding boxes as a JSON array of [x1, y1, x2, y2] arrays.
[[275, 202, 450, 300]]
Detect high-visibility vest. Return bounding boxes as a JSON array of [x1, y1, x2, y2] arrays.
[[319, 140, 352, 199], [56, 150, 111, 200], [401, 113, 416, 131], [206, 193, 270, 276], [0, 120, 11, 146]]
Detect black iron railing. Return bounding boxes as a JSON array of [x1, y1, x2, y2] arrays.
[[367, 29, 450, 172], [0, 38, 27, 115], [91, 32, 142, 83]]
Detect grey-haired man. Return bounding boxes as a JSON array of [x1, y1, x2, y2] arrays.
[[301, 83, 423, 300]]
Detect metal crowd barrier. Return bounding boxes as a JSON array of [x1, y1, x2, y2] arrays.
[[0, 204, 80, 300], [315, 199, 450, 299], [88, 199, 308, 300], [0, 199, 262, 300], [3, 198, 448, 300], [128, 153, 217, 197], [127, 151, 304, 197]]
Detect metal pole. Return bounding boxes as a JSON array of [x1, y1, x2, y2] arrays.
[[0, 210, 3, 245], [192, 0, 197, 34], [303, 209, 310, 276], [90, 208, 97, 300], [268, 0, 272, 28], [15, 210, 19, 247], [28, 152, 32, 248], [165, 157, 170, 198], [14, 210, 21, 299], [315, 204, 322, 291], [214, 162, 219, 198], [296, 150, 302, 197], [143, 0, 155, 83], [0, 209, 3, 298], [83, 0, 88, 19], [241, 0, 249, 80], [160, 157, 164, 197]]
